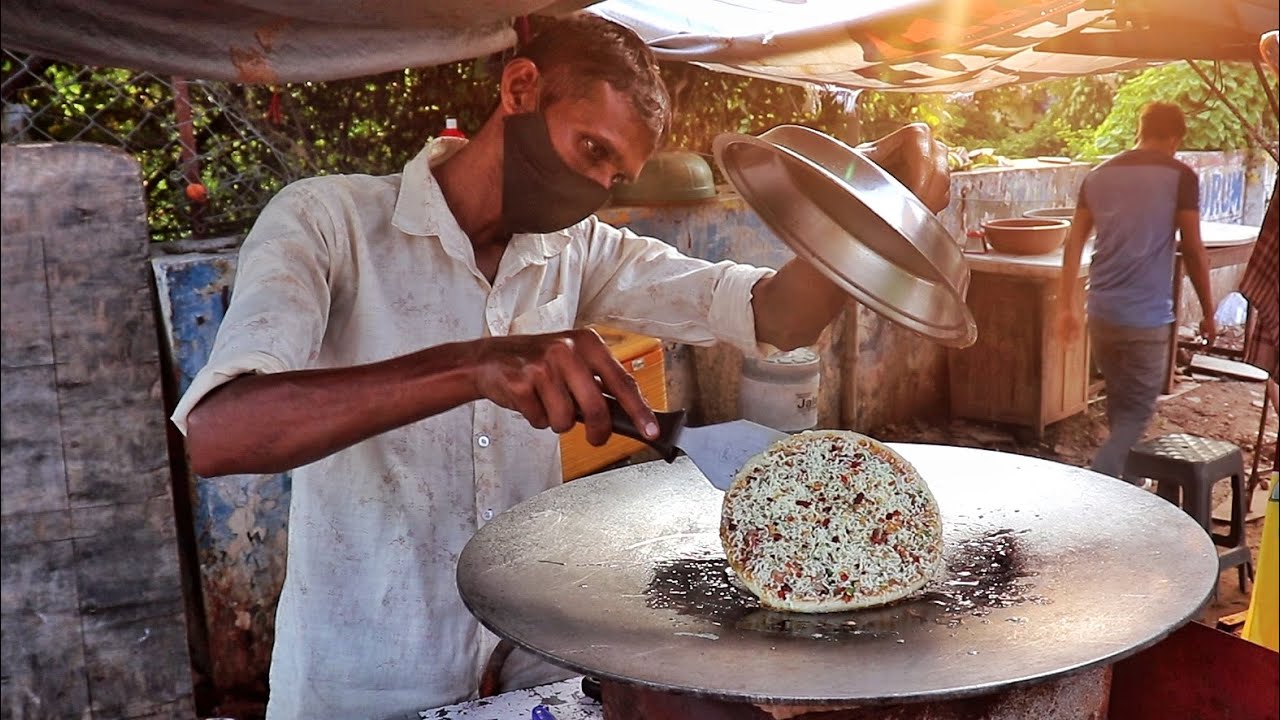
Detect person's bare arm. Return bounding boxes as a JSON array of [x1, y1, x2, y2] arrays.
[[1176, 209, 1217, 342], [185, 329, 657, 477], [1054, 206, 1094, 343], [750, 260, 849, 350]]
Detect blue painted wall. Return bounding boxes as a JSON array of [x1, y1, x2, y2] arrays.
[[152, 252, 289, 694]]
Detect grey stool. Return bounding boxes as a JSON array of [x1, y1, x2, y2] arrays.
[[1124, 434, 1253, 593]]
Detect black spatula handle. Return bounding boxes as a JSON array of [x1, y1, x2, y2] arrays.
[[576, 395, 686, 463]]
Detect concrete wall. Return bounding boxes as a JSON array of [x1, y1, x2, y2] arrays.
[[1, 143, 194, 720], [938, 152, 1275, 323]]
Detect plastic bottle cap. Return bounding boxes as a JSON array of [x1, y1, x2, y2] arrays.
[[445, 118, 459, 129]]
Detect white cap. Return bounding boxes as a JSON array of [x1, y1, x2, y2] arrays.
[[445, 117, 459, 129]]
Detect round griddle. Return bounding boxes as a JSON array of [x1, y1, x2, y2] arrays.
[[457, 444, 1217, 706]]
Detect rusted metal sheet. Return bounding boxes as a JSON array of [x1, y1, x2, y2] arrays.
[[152, 250, 289, 700]]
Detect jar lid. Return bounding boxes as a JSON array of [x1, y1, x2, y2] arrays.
[[742, 347, 821, 383], [759, 347, 818, 366]]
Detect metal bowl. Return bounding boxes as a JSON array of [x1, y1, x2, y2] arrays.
[[713, 125, 976, 349], [611, 149, 717, 205], [981, 218, 1070, 255], [1022, 207, 1075, 221]]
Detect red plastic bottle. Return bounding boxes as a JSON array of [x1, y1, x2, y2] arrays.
[[440, 118, 467, 139]]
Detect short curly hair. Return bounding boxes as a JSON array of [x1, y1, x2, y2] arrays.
[[516, 14, 672, 146]]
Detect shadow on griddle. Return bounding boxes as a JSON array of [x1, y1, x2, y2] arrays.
[[643, 527, 1042, 642]]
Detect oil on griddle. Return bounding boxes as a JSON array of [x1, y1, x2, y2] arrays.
[[644, 525, 1047, 642]]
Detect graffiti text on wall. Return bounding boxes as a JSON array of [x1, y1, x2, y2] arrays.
[[1198, 166, 1246, 222]]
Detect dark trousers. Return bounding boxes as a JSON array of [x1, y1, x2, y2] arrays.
[[1088, 316, 1172, 479]]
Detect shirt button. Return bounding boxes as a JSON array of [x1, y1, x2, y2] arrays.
[[482, 509, 495, 521], [476, 434, 491, 448]]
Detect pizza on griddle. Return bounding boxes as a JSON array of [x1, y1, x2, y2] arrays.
[[720, 430, 943, 612]]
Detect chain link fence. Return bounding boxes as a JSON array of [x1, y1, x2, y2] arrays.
[[2, 50, 503, 242], [1, 50, 325, 241]]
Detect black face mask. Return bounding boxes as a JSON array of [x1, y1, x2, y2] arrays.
[[501, 112, 611, 234]]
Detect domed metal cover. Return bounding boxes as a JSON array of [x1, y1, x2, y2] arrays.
[[713, 125, 976, 348]]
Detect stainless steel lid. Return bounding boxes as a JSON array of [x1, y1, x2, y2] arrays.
[[713, 125, 977, 348]]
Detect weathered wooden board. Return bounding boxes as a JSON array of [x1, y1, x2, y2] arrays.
[[0, 365, 67, 515], [846, 302, 950, 432], [948, 271, 1091, 437], [0, 607, 91, 720], [0, 214, 54, 369], [1, 142, 193, 719]]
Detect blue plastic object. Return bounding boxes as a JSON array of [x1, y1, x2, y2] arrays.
[[532, 705, 557, 720]]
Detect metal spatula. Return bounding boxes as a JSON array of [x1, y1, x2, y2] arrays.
[[585, 395, 787, 491]]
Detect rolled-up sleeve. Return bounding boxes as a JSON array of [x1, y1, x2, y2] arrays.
[[576, 219, 776, 356], [170, 180, 338, 434]]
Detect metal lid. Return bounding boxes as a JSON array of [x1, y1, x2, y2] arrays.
[[713, 125, 976, 348]]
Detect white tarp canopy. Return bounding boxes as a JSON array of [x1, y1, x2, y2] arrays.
[[2, 0, 1275, 89]]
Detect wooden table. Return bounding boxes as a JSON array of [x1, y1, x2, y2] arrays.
[[1163, 221, 1260, 393], [949, 245, 1094, 439]]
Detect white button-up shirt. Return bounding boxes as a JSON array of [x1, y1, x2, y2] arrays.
[[171, 138, 773, 720]]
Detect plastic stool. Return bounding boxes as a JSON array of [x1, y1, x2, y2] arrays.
[[1124, 434, 1254, 592]]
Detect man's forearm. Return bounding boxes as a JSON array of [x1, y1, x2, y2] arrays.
[[1057, 227, 1088, 310], [184, 342, 479, 477], [751, 259, 848, 350], [1182, 243, 1216, 318]]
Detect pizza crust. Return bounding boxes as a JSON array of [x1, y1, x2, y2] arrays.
[[720, 430, 943, 613]]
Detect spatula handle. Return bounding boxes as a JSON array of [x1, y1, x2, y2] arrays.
[[577, 395, 686, 463]]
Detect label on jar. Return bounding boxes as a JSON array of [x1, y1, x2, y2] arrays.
[[739, 376, 820, 432]]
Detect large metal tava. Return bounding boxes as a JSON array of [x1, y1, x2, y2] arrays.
[[457, 445, 1217, 706], [713, 125, 977, 348]]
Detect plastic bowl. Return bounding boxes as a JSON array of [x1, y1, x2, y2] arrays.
[[981, 218, 1070, 255]]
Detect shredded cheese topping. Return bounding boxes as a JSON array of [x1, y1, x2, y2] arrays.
[[720, 431, 943, 612]]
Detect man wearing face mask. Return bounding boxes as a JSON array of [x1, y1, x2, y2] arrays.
[[172, 13, 951, 720]]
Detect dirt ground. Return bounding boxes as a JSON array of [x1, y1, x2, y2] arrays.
[[879, 348, 1278, 629]]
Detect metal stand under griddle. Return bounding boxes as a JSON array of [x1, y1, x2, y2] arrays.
[[458, 445, 1219, 716], [598, 666, 1110, 719]]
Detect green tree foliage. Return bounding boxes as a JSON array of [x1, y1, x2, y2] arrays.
[[5, 50, 1273, 242], [658, 63, 848, 152], [1089, 62, 1277, 156], [935, 74, 1125, 158]]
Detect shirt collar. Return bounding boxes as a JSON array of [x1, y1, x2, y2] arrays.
[[392, 138, 572, 263]]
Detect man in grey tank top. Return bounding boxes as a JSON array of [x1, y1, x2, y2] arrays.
[[1055, 102, 1217, 479]]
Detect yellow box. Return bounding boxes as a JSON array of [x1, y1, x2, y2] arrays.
[[560, 326, 667, 481]]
